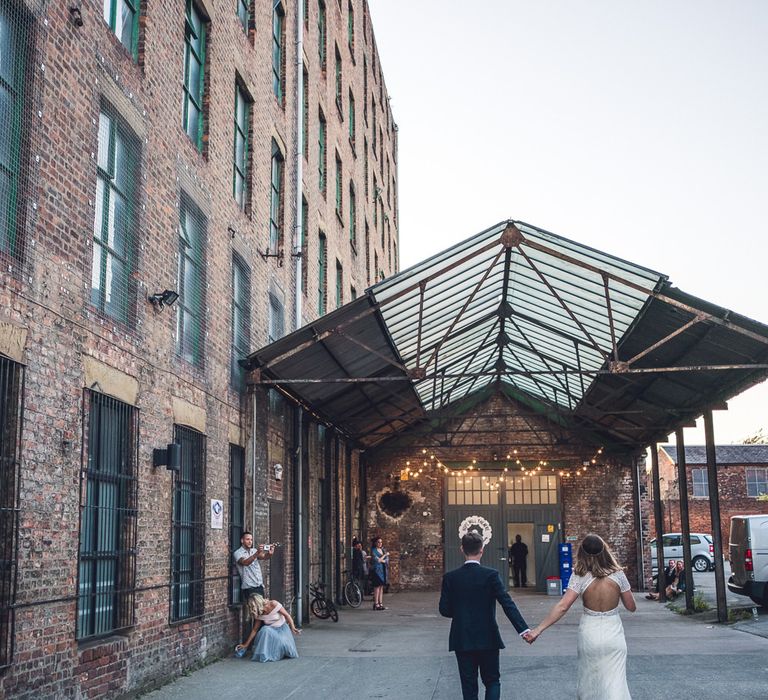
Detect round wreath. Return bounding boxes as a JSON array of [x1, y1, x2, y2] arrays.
[[458, 515, 493, 545]]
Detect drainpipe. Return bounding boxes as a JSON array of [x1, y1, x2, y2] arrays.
[[293, 0, 305, 626]]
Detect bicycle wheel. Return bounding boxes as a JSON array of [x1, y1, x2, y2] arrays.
[[344, 580, 362, 608], [311, 598, 330, 619], [328, 602, 339, 622]]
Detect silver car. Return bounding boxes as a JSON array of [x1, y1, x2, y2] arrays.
[[650, 533, 715, 572]]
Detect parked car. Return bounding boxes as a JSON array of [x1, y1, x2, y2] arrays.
[[650, 533, 715, 572], [728, 515, 768, 608]]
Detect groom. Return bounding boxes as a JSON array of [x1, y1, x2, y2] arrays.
[[439, 532, 532, 700]]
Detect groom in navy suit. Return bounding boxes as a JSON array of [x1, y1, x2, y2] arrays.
[[439, 532, 532, 700]]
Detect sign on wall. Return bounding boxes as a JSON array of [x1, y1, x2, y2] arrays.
[[210, 499, 224, 529]]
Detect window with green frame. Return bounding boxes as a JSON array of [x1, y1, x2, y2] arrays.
[[334, 46, 342, 112], [177, 195, 206, 366], [302, 67, 309, 159], [183, 0, 207, 151], [0, 2, 29, 260], [347, 1, 354, 54], [171, 425, 206, 622], [335, 259, 343, 308], [348, 89, 355, 145], [318, 109, 327, 195], [77, 390, 138, 640], [237, 0, 249, 32], [228, 444, 245, 605], [363, 56, 368, 125], [335, 154, 342, 216], [272, 1, 285, 102], [301, 196, 308, 294], [233, 83, 250, 211], [91, 106, 139, 325], [318, 0, 327, 71], [318, 231, 327, 315], [103, 0, 140, 59], [269, 140, 284, 251], [349, 182, 356, 248], [231, 253, 251, 390]]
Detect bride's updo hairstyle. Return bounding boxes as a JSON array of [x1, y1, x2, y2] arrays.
[[573, 533, 623, 578]]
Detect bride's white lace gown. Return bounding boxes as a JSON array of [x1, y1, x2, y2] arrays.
[[566, 571, 632, 700]]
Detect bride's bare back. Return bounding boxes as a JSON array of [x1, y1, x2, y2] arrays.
[[582, 576, 622, 611]]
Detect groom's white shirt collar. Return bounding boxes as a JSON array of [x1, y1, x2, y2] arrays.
[[463, 560, 480, 565]]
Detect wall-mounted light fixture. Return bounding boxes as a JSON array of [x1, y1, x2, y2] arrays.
[[273, 463, 283, 481], [69, 4, 84, 27], [148, 289, 179, 310], [153, 443, 182, 471]]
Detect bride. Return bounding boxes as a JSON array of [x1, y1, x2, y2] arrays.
[[527, 534, 637, 699]]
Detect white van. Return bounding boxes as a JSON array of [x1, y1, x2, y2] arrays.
[[728, 515, 768, 608]]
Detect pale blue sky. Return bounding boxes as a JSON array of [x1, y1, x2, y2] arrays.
[[368, 0, 768, 443]]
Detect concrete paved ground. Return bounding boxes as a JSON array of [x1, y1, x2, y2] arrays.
[[144, 587, 768, 700]]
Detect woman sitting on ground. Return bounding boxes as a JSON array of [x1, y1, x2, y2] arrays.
[[646, 560, 676, 600], [235, 595, 301, 662], [667, 560, 687, 599]]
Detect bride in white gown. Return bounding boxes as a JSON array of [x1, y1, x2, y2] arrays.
[[527, 534, 637, 699]]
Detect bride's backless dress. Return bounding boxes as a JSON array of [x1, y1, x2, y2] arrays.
[[566, 571, 631, 700]]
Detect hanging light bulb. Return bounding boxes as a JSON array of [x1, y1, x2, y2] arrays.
[[422, 449, 427, 454], [472, 459, 477, 464], [506, 453, 511, 459]]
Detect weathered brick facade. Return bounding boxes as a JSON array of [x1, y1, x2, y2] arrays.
[[0, 0, 395, 697]]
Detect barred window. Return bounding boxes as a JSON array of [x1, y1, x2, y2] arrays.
[[272, 1, 285, 103], [334, 46, 342, 113], [0, 356, 23, 668], [103, 0, 139, 59], [0, 1, 30, 260], [171, 425, 206, 622], [691, 468, 708, 498], [317, 0, 326, 71], [269, 140, 284, 251], [746, 468, 768, 498], [229, 444, 245, 605], [318, 231, 327, 315], [77, 390, 138, 640], [335, 153, 342, 216], [231, 253, 250, 390], [349, 182, 356, 248], [91, 106, 140, 325], [348, 89, 355, 145], [177, 195, 206, 366], [318, 109, 327, 195], [233, 83, 251, 211], [183, 0, 207, 151]]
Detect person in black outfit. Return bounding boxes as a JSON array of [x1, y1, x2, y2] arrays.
[[439, 532, 532, 700], [509, 534, 529, 588]]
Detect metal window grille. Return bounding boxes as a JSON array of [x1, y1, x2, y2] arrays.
[[349, 183, 356, 246], [318, 232, 327, 315], [171, 425, 206, 622], [233, 84, 250, 211], [269, 141, 284, 250], [746, 468, 768, 498], [318, 109, 327, 195], [228, 444, 245, 606], [77, 390, 138, 640], [317, 0, 326, 71], [183, 0, 207, 150], [0, 356, 23, 668], [103, 0, 139, 60], [0, 1, 33, 263], [231, 253, 251, 390], [272, 2, 285, 102], [91, 105, 140, 325], [691, 468, 709, 498], [176, 194, 207, 366]]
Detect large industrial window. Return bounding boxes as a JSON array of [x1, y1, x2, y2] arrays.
[[506, 474, 558, 505], [301, 196, 308, 294], [237, 0, 249, 32], [272, 1, 285, 102], [335, 260, 343, 308], [103, 0, 139, 59], [0, 356, 23, 668], [302, 68, 309, 160], [334, 46, 342, 113], [691, 468, 708, 498], [0, 1, 30, 261], [229, 444, 245, 606], [348, 89, 355, 145], [746, 468, 768, 498], [77, 390, 138, 640], [171, 425, 206, 622], [335, 154, 342, 216], [317, 0, 326, 71], [233, 83, 251, 211], [446, 475, 500, 506], [183, 0, 207, 151], [92, 106, 140, 325], [269, 140, 284, 251], [318, 109, 327, 195], [349, 183, 356, 248], [347, 0, 354, 53], [318, 231, 327, 315], [231, 253, 251, 390], [176, 195, 206, 366]]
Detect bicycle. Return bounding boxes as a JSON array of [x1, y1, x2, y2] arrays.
[[308, 581, 338, 622], [342, 569, 363, 608]]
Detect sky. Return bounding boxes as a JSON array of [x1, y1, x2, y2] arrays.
[[367, 0, 768, 445]]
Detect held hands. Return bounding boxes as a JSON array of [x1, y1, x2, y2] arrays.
[[522, 628, 540, 644]]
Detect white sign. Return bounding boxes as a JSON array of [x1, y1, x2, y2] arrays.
[[458, 515, 493, 545], [210, 499, 224, 529], [541, 533, 550, 543]]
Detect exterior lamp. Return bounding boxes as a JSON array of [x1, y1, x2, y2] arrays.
[[149, 289, 180, 309]]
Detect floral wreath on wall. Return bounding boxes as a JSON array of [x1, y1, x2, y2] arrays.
[[458, 515, 493, 545]]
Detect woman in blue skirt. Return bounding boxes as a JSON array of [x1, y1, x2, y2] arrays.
[[235, 596, 300, 662]]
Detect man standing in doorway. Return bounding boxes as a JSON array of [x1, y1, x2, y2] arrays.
[[509, 534, 529, 588], [440, 532, 532, 700], [233, 531, 274, 599]]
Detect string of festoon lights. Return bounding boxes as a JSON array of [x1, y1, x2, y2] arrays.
[[398, 446, 605, 485]]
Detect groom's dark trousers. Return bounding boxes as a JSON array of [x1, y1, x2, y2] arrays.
[[439, 561, 529, 700]]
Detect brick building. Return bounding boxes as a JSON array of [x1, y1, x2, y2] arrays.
[[653, 444, 768, 545], [0, 0, 397, 697]]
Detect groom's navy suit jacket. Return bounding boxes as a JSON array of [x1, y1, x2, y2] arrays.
[[439, 561, 528, 652]]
